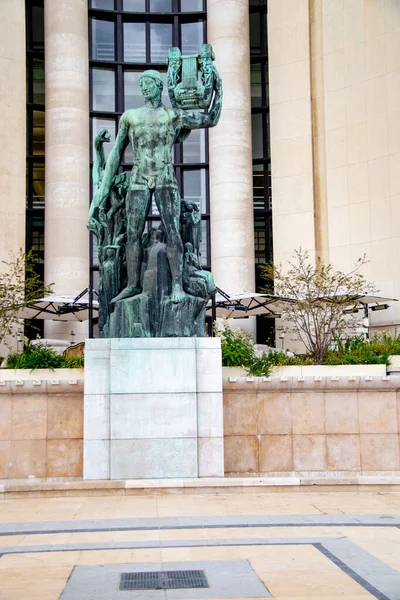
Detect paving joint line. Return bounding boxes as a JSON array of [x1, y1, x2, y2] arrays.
[[314, 543, 392, 600]]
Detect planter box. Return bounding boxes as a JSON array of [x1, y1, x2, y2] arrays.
[[223, 364, 387, 378], [0, 368, 84, 382], [272, 364, 386, 377]]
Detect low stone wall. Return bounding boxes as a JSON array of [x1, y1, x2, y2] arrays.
[[0, 379, 84, 478], [1, 372, 400, 480], [223, 376, 400, 475]]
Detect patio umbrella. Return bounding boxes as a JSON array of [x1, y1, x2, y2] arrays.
[[207, 291, 296, 319], [15, 292, 99, 323]]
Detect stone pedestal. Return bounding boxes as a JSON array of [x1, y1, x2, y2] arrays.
[[83, 338, 224, 479]]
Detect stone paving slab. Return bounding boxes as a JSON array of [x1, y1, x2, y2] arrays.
[[59, 560, 271, 600], [1, 514, 400, 536]]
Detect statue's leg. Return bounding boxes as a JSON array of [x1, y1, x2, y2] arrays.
[[112, 188, 151, 303], [155, 186, 185, 303]]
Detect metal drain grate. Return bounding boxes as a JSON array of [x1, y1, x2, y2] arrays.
[[119, 570, 209, 590]]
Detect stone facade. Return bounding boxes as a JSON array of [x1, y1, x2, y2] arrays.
[[0, 379, 83, 479], [224, 375, 400, 475], [1, 372, 400, 479]]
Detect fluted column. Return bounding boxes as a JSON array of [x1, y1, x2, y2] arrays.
[[207, 0, 255, 295], [0, 0, 26, 268], [44, 0, 90, 341]]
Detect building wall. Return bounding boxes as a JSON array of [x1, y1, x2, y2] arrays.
[[0, 0, 26, 354], [224, 377, 400, 475], [269, 0, 400, 333], [0, 379, 83, 479], [1, 375, 399, 479]]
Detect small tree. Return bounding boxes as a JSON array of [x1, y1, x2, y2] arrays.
[[260, 249, 376, 364], [0, 251, 52, 354]]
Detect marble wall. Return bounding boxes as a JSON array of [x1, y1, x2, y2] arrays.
[[224, 376, 400, 475], [268, 0, 400, 333], [0, 380, 83, 479]]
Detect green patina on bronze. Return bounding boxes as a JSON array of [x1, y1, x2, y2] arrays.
[[88, 45, 222, 338]]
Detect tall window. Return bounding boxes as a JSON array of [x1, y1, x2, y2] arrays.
[[26, 0, 45, 268], [25, 0, 45, 338], [88, 0, 209, 306], [250, 0, 273, 342]]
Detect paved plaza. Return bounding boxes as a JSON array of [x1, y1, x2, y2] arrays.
[[0, 490, 400, 599]]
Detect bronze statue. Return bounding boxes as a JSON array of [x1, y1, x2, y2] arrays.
[[88, 45, 222, 338]]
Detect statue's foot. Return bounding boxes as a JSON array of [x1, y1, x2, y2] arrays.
[[170, 285, 186, 304], [111, 286, 141, 304]]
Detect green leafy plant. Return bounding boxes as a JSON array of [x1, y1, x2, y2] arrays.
[[214, 321, 271, 377], [4, 344, 84, 370]]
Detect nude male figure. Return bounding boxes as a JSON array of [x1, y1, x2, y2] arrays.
[[88, 67, 222, 304]]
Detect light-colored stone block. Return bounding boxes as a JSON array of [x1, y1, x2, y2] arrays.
[[258, 392, 292, 434], [196, 348, 223, 393], [197, 392, 223, 437], [325, 392, 359, 433], [109, 348, 196, 394], [327, 435, 360, 470], [224, 392, 257, 435], [360, 434, 400, 470], [9, 440, 47, 478], [11, 395, 47, 440], [0, 396, 12, 440], [224, 435, 258, 474], [47, 395, 83, 439], [84, 351, 110, 395], [110, 438, 198, 479], [198, 437, 224, 477], [259, 435, 293, 472], [293, 435, 327, 471], [358, 391, 398, 433], [84, 394, 110, 440], [110, 393, 197, 439], [84, 439, 110, 480], [291, 393, 325, 434], [110, 338, 196, 350], [47, 439, 83, 477]]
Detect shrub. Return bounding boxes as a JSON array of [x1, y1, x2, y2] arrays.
[[4, 344, 84, 370], [214, 321, 271, 377]]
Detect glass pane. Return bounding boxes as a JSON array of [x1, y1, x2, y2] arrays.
[[253, 168, 264, 210], [181, 22, 204, 54], [180, 0, 203, 10], [200, 220, 208, 266], [92, 118, 116, 160], [254, 215, 266, 264], [32, 6, 44, 51], [92, 69, 115, 111], [150, 23, 172, 63], [150, 0, 172, 11], [250, 12, 261, 54], [124, 70, 169, 111], [91, 19, 115, 61], [123, 0, 146, 10], [124, 23, 146, 62], [182, 129, 206, 163], [183, 169, 207, 213], [33, 164, 45, 208], [33, 111, 45, 156], [252, 113, 263, 159], [32, 216, 45, 263], [91, 0, 114, 8], [251, 64, 262, 108], [33, 59, 45, 104]]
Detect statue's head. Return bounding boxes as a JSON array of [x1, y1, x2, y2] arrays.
[[185, 242, 193, 252], [139, 70, 164, 102]]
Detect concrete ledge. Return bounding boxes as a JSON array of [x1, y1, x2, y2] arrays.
[[1, 473, 399, 497]]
